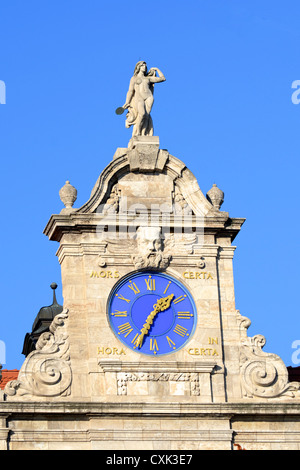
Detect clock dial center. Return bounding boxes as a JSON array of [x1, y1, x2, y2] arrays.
[[130, 293, 175, 337]]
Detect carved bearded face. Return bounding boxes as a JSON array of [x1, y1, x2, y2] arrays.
[[136, 227, 162, 255]]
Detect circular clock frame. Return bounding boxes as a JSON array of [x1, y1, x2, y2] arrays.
[[107, 271, 197, 356]]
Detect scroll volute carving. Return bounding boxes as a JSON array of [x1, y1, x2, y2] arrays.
[[237, 310, 300, 399], [4, 310, 72, 399]]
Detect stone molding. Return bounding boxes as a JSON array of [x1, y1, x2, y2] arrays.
[[54, 234, 233, 269], [7, 428, 234, 445], [1, 401, 300, 415]]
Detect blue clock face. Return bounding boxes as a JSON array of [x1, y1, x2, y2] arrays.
[[108, 271, 197, 356]]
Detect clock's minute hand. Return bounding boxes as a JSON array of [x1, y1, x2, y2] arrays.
[[133, 294, 174, 349]]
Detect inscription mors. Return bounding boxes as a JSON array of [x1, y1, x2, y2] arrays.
[[183, 271, 213, 280], [90, 270, 120, 279]]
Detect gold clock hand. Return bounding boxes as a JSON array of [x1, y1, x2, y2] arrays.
[[134, 294, 174, 349]]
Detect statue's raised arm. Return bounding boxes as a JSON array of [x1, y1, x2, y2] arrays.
[[116, 61, 166, 137], [147, 67, 166, 84]]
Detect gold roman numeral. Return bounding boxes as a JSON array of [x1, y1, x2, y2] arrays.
[[112, 310, 128, 317], [145, 276, 156, 291], [163, 281, 172, 294], [173, 295, 187, 304], [150, 338, 159, 354], [116, 293, 131, 303], [166, 336, 176, 349], [118, 322, 133, 337], [131, 333, 139, 348], [128, 280, 140, 295], [177, 312, 193, 319], [173, 324, 189, 337]]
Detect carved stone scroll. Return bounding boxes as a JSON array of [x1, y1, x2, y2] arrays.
[[5, 310, 72, 399], [237, 311, 300, 399]]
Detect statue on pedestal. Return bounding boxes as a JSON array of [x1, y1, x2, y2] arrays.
[[116, 61, 165, 137]]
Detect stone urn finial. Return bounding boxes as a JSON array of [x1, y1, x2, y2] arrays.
[[206, 183, 224, 210], [59, 180, 77, 213]]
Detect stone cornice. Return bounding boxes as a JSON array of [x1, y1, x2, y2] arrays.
[[98, 360, 217, 374], [1, 401, 300, 417], [44, 212, 245, 243]]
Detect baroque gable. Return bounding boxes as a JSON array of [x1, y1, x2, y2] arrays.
[[76, 137, 219, 218]]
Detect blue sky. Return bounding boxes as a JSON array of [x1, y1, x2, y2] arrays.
[[0, 0, 299, 369]]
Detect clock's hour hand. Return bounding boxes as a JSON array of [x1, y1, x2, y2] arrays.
[[133, 294, 174, 349]]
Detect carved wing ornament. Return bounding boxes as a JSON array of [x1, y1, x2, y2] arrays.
[[102, 228, 199, 269]]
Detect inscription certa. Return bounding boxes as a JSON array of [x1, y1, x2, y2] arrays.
[[187, 338, 219, 356], [183, 271, 213, 280], [188, 347, 219, 356]]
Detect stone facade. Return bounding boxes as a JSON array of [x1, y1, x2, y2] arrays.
[[1, 136, 300, 450]]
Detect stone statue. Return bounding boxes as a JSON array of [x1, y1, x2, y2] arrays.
[[116, 61, 165, 137]]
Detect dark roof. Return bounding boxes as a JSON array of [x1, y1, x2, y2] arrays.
[[287, 366, 300, 383], [22, 283, 63, 357]]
